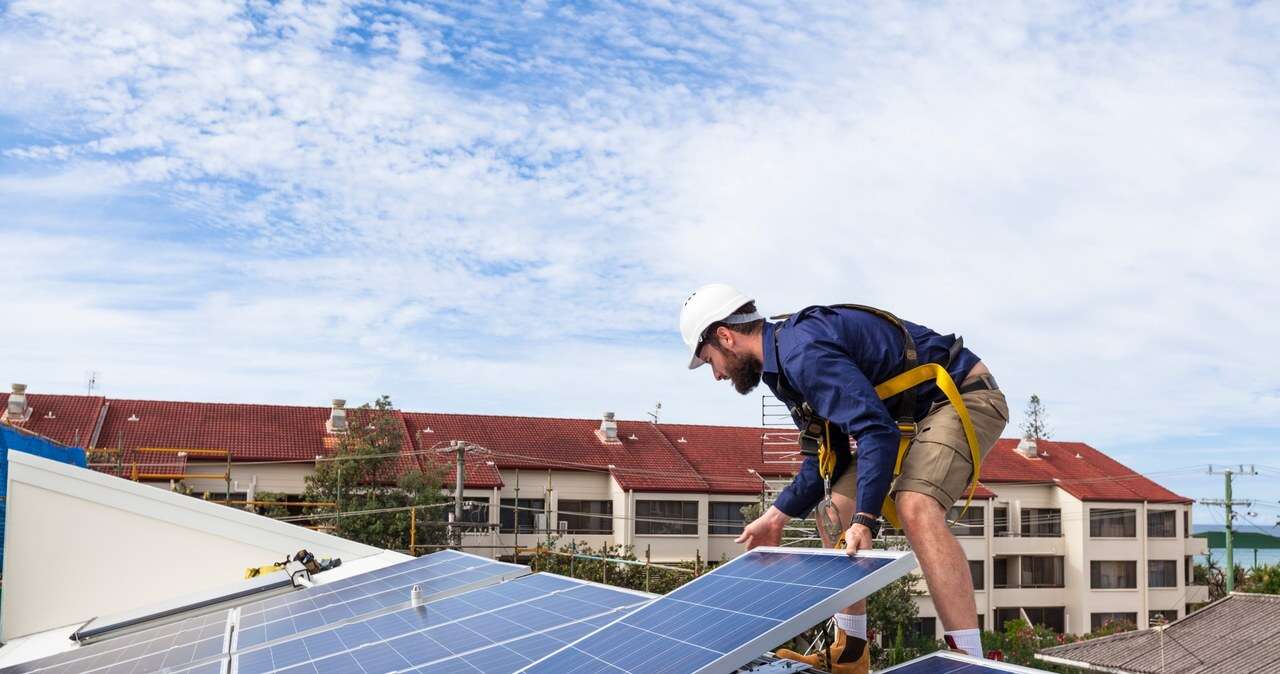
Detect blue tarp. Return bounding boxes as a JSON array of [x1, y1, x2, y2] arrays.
[[0, 425, 87, 573]]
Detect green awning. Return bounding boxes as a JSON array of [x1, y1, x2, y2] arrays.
[[1195, 530, 1280, 549]]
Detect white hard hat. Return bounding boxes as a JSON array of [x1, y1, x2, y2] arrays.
[[679, 283, 762, 369]]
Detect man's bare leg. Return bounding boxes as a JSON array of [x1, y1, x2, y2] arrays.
[[896, 491, 982, 656]]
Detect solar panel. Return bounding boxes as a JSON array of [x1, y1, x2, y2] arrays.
[[0, 610, 231, 674], [233, 549, 526, 650], [877, 652, 1049, 673], [518, 547, 916, 674], [232, 573, 651, 674]]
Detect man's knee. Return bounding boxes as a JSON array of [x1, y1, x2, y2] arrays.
[[895, 491, 945, 529]]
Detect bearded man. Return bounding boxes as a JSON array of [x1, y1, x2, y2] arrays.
[[680, 283, 1008, 673]]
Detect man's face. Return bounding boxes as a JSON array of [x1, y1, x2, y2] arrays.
[[700, 332, 762, 395]]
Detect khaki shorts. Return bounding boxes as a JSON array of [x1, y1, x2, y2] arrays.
[[831, 387, 1009, 512]]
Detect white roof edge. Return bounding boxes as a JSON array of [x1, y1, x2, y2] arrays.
[[6, 450, 383, 558]]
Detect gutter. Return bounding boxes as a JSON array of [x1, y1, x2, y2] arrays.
[[1035, 653, 1134, 673]]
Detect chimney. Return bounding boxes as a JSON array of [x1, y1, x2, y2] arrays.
[[1017, 437, 1038, 459], [595, 412, 620, 444], [6, 383, 31, 423], [326, 399, 348, 433]]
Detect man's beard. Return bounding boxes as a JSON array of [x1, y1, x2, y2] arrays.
[[722, 349, 763, 395]]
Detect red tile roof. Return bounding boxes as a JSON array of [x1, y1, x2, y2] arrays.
[[653, 422, 800, 494], [399, 412, 711, 492], [0, 393, 104, 447], [2, 390, 1190, 502], [980, 438, 1191, 504]]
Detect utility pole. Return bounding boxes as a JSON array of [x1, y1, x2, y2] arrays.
[[1202, 465, 1257, 593], [433, 441, 490, 549]]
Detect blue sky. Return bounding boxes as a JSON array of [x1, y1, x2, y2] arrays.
[[1, 1, 1278, 524]]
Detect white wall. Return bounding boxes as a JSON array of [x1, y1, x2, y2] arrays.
[[1, 451, 384, 641]]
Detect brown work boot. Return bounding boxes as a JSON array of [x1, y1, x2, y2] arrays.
[[775, 629, 869, 674]]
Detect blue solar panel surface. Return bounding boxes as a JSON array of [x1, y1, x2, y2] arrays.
[[233, 573, 650, 674], [521, 549, 911, 674], [234, 549, 523, 650], [0, 610, 229, 674]]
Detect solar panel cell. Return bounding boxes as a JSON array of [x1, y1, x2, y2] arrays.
[[520, 548, 916, 674], [0, 610, 231, 674], [233, 573, 651, 674]]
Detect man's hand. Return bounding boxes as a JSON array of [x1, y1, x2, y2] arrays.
[[736, 505, 790, 550], [843, 523, 874, 557]]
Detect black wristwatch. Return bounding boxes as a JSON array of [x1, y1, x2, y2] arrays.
[[851, 513, 882, 538]]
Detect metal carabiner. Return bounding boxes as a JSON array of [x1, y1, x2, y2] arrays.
[[816, 478, 844, 548]]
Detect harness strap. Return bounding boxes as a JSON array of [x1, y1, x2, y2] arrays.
[[873, 363, 983, 528]]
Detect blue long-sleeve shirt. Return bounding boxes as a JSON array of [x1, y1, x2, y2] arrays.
[[762, 306, 980, 519]]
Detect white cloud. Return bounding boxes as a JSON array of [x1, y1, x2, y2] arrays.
[[0, 1, 1278, 513]]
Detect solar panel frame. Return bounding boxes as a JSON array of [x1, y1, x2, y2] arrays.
[[876, 651, 1051, 673], [230, 549, 528, 652], [517, 547, 917, 674], [0, 609, 232, 674], [231, 573, 654, 674]]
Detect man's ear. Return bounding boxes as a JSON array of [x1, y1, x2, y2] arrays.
[[714, 325, 735, 350]]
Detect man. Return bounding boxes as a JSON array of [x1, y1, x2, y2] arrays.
[[680, 283, 1008, 673]]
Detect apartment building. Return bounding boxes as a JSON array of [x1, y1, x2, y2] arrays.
[[910, 437, 1209, 638], [1, 384, 1207, 636]]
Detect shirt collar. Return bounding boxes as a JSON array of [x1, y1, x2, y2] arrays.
[[761, 321, 779, 375]]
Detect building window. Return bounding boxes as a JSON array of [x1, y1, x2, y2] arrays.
[[1090, 612, 1137, 632], [993, 557, 1011, 588], [1091, 508, 1136, 537], [1149, 610, 1177, 625], [1021, 508, 1062, 537], [500, 498, 545, 533], [709, 502, 750, 535], [1091, 560, 1138, 589], [1149, 560, 1178, 588], [636, 500, 698, 535], [994, 506, 1009, 536], [1021, 556, 1065, 588], [460, 498, 490, 526], [948, 505, 984, 537], [1185, 556, 1193, 585], [557, 499, 613, 534], [909, 617, 937, 640], [994, 607, 1064, 633], [1024, 607, 1066, 633], [969, 560, 984, 590], [1184, 510, 1190, 538], [1148, 510, 1176, 538], [994, 608, 1021, 632]]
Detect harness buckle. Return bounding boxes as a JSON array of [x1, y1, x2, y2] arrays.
[[897, 420, 918, 439]]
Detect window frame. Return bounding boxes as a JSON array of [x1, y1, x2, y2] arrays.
[[635, 499, 699, 536], [556, 499, 614, 535], [1091, 560, 1138, 589], [708, 501, 751, 536], [1148, 559, 1178, 588], [1020, 508, 1062, 537], [1147, 510, 1177, 538], [500, 498, 546, 534], [1090, 508, 1137, 538]]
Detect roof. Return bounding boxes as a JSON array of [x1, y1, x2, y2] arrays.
[[1038, 593, 1280, 674], [401, 412, 711, 492], [0, 393, 104, 447], [980, 439, 1192, 504], [0, 389, 1190, 501]]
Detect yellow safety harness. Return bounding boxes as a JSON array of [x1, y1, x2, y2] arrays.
[[771, 305, 982, 535]]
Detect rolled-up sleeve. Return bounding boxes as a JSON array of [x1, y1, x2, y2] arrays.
[[786, 335, 901, 518]]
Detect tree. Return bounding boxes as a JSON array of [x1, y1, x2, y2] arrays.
[[1020, 394, 1052, 440], [303, 395, 448, 552]]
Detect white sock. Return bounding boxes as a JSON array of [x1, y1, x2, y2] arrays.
[[833, 613, 867, 640], [945, 628, 983, 659]]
